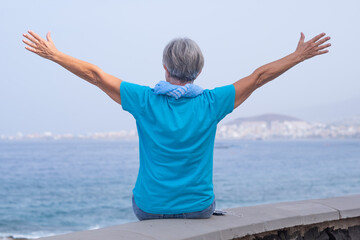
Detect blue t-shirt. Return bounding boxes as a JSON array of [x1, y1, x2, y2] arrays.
[[120, 81, 235, 214]]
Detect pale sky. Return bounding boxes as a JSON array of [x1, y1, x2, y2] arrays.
[[1, 0, 359, 135]]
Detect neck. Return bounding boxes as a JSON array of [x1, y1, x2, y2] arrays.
[[166, 77, 192, 86]]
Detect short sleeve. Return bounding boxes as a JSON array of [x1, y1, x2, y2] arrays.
[[120, 81, 151, 118], [208, 84, 235, 122]]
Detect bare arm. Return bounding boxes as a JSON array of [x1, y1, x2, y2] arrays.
[[233, 32, 331, 109], [22, 31, 122, 104]]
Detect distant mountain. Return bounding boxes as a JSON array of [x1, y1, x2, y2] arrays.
[[227, 113, 302, 125]]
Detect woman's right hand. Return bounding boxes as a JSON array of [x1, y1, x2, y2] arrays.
[[23, 30, 59, 61]]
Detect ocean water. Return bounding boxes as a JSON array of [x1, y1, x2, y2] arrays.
[[0, 139, 359, 239]]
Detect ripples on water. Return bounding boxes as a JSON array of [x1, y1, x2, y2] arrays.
[[0, 139, 359, 238]]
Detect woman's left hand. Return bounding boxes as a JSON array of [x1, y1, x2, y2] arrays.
[[23, 30, 59, 61], [295, 32, 331, 62]]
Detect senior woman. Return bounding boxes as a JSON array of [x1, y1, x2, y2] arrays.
[[22, 31, 331, 220]]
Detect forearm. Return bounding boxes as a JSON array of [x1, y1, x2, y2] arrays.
[[253, 52, 302, 88], [52, 51, 122, 104], [23, 30, 123, 104], [253, 32, 331, 89], [233, 52, 302, 108], [52, 51, 102, 86], [232, 32, 330, 109]]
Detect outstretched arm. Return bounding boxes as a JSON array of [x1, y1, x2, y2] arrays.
[[233, 32, 331, 109], [22, 30, 122, 104]]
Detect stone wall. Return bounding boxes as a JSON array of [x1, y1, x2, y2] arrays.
[[237, 217, 360, 240], [38, 194, 360, 240]]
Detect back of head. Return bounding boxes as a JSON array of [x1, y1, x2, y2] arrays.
[[163, 38, 204, 83]]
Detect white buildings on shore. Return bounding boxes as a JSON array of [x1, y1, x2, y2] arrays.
[[216, 119, 360, 140], [1, 114, 360, 141], [0, 130, 138, 141]]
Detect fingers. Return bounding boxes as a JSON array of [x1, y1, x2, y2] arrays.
[[317, 43, 331, 51], [307, 32, 332, 54], [314, 34, 331, 53], [24, 46, 38, 54], [28, 30, 43, 42], [316, 36, 331, 46], [310, 32, 326, 43], [295, 32, 331, 60], [299, 32, 305, 43], [22, 39, 37, 49], [46, 31, 52, 42], [23, 33, 38, 44], [316, 50, 329, 55]]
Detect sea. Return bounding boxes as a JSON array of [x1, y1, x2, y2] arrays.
[[0, 139, 359, 239]]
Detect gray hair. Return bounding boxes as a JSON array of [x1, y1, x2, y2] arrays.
[[162, 38, 204, 83]]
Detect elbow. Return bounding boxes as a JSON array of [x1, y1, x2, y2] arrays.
[[253, 65, 274, 89], [252, 68, 266, 89], [91, 71, 101, 86], [87, 66, 102, 87]]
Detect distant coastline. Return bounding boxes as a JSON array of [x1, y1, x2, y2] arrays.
[[1, 114, 360, 141], [217, 113, 360, 140]]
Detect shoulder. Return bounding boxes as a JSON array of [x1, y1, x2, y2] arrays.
[[121, 81, 152, 92], [120, 81, 153, 100], [208, 84, 235, 94], [120, 81, 153, 115], [201, 85, 235, 99]]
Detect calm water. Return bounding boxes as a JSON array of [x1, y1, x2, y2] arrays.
[[0, 139, 359, 238]]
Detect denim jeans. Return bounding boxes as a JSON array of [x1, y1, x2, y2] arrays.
[[132, 195, 216, 221]]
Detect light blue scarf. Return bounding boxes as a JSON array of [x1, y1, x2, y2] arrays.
[[153, 81, 204, 99]]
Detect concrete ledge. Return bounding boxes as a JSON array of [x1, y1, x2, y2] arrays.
[[38, 194, 360, 240]]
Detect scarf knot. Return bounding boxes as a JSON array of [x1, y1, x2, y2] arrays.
[[153, 81, 203, 99]]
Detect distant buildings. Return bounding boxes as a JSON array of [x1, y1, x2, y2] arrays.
[[216, 114, 360, 140], [0, 130, 138, 141], [1, 114, 360, 141]]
